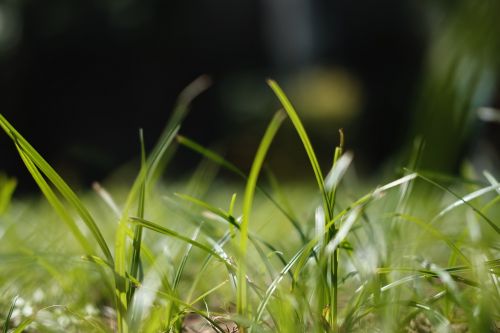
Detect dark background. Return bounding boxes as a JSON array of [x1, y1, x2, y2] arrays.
[[0, 0, 498, 192]]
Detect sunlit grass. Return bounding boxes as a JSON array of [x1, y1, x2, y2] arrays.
[[0, 79, 499, 333]]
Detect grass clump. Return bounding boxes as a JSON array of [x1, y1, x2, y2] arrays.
[[0, 79, 499, 333]]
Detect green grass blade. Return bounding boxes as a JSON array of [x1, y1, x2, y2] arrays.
[[3, 295, 18, 333], [267, 79, 330, 220], [377, 267, 480, 290], [237, 110, 285, 328], [0, 115, 113, 263], [172, 225, 202, 290], [253, 245, 307, 327], [147, 75, 212, 183], [113, 76, 211, 332], [177, 136, 245, 177], [11, 317, 34, 333], [175, 193, 232, 222], [127, 129, 147, 305], [129, 216, 229, 264], [14, 142, 96, 257]]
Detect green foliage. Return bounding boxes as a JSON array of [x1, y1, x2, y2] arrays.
[[0, 78, 499, 333]]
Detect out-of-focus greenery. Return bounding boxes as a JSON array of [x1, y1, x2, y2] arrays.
[[411, 0, 500, 173]]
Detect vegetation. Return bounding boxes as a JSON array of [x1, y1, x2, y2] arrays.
[[0, 77, 499, 332]]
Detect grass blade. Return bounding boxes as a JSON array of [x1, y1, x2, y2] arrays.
[[3, 295, 18, 333], [129, 216, 229, 264], [267, 79, 330, 220], [14, 142, 95, 257], [0, 115, 113, 263], [113, 76, 211, 332], [127, 129, 147, 304], [238, 110, 286, 330]]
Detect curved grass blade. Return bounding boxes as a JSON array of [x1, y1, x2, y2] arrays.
[[175, 193, 232, 223], [11, 317, 34, 333], [177, 136, 245, 177], [0, 115, 113, 263], [172, 225, 202, 299], [267, 79, 330, 220], [129, 217, 229, 264], [238, 110, 286, 327], [14, 142, 95, 258], [147, 75, 212, 184]]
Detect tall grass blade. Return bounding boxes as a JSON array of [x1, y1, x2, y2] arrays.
[[14, 142, 95, 257], [238, 110, 286, 331], [114, 76, 210, 332], [127, 130, 147, 305], [0, 115, 113, 263], [267, 79, 330, 220]]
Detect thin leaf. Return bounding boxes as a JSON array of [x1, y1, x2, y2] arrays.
[[114, 76, 210, 332], [129, 217, 229, 264], [127, 129, 147, 304], [238, 110, 286, 322], [3, 295, 18, 333], [267, 79, 330, 220], [0, 115, 113, 263], [14, 143, 95, 257]]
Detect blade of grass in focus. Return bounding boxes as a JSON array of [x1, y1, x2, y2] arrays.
[[0, 115, 113, 264]]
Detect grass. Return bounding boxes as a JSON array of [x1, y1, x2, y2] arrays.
[[0, 78, 499, 333]]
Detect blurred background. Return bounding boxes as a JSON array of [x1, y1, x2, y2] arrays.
[[0, 0, 499, 193]]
